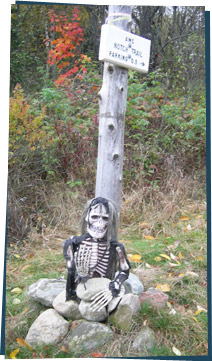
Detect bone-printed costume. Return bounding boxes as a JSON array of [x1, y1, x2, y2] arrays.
[[63, 197, 131, 305]]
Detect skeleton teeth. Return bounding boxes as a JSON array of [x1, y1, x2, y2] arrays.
[[90, 225, 106, 232]]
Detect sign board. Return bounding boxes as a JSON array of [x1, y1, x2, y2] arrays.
[[99, 24, 151, 73]]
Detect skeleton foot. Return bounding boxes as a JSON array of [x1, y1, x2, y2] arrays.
[[90, 288, 113, 312]]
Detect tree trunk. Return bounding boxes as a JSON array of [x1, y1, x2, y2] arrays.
[[95, 5, 132, 213]]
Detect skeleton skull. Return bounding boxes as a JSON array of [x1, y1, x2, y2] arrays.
[[86, 203, 109, 239]]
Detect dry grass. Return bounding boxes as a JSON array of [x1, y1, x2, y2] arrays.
[[4, 174, 208, 358], [120, 173, 206, 238]]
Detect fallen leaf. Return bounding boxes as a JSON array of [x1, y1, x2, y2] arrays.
[[156, 283, 171, 292], [12, 298, 21, 305], [167, 301, 172, 309], [154, 256, 162, 262], [11, 287, 22, 295], [179, 216, 190, 221], [185, 271, 199, 277], [194, 310, 203, 315], [144, 235, 156, 240], [143, 320, 148, 326], [178, 252, 183, 259], [60, 346, 68, 353], [128, 254, 142, 262], [28, 253, 35, 259], [9, 348, 20, 359], [196, 256, 203, 261], [172, 346, 181, 356], [197, 305, 207, 312], [21, 264, 31, 272], [160, 253, 171, 260], [192, 316, 199, 323], [139, 222, 148, 228], [16, 338, 33, 351], [178, 273, 185, 278], [145, 263, 152, 268], [92, 352, 105, 357], [170, 252, 176, 260], [169, 262, 180, 267], [195, 214, 203, 219], [14, 254, 20, 259]]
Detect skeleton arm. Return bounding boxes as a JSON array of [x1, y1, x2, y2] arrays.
[[109, 245, 130, 296], [63, 236, 79, 301]]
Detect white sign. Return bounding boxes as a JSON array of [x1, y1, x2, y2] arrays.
[[99, 24, 151, 73]]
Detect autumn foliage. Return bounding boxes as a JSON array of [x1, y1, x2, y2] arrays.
[[45, 7, 90, 85]]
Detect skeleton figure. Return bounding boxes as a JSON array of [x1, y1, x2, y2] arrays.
[[63, 197, 130, 311]]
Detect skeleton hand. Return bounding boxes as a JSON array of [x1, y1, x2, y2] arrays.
[[74, 244, 91, 280], [109, 280, 122, 296], [90, 287, 113, 312]]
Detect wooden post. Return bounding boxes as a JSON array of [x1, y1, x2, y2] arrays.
[[95, 5, 132, 212]]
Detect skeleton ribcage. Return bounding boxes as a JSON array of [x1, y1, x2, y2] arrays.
[[80, 239, 110, 277]]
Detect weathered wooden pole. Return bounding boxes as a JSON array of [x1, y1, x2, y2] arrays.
[[95, 5, 132, 212]]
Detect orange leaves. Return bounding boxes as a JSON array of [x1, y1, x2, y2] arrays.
[[179, 216, 190, 221], [144, 235, 156, 240], [16, 338, 33, 351], [46, 7, 89, 85], [92, 352, 105, 357], [9, 339, 33, 359]]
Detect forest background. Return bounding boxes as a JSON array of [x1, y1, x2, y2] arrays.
[[7, 3, 206, 245], [1, 2, 209, 358]]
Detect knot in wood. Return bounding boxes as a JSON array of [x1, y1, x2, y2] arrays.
[[108, 123, 115, 132], [108, 64, 114, 74]]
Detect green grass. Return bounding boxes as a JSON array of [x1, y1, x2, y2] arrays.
[[4, 197, 208, 358]]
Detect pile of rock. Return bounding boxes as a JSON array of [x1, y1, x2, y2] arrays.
[[25, 273, 168, 356]]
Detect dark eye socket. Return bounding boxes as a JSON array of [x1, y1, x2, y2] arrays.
[[91, 215, 99, 220], [103, 216, 109, 221]]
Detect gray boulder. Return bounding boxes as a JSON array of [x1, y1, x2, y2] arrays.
[[131, 326, 157, 353], [25, 309, 69, 346], [124, 272, 144, 296], [53, 290, 81, 319], [109, 293, 141, 332], [27, 278, 66, 307], [76, 278, 111, 301], [76, 277, 125, 315], [78, 299, 108, 321], [65, 319, 113, 356]]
